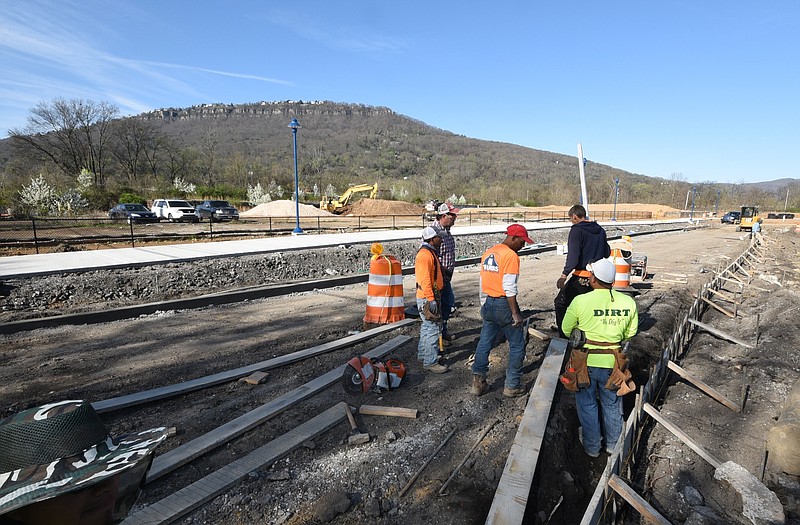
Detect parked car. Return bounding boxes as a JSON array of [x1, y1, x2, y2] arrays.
[[151, 199, 199, 222], [195, 200, 239, 222], [720, 211, 741, 224], [108, 203, 159, 223]]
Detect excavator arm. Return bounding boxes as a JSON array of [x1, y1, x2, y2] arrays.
[[321, 183, 378, 213]]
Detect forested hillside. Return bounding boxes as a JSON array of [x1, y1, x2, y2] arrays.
[[1, 99, 797, 214]]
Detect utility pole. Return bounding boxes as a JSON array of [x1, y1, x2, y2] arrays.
[[786, 188, 790, 211], [577, 143, 589, 218]]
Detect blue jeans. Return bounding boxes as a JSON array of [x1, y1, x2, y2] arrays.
[[471, 296, 526, 389], [416, 297, 440, 366], [440, 280, 455, 336], [576, 366, 623, 455]]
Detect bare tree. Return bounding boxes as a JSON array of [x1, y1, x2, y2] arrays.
[[8, 98, 119, 187], [110, 119, 161, 185]]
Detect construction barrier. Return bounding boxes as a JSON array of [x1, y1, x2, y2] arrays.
[[609, 248, 631, 290], [364, 244, 405, 325]]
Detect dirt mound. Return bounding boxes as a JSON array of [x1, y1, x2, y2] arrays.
[[345, 198, 424, 216], [240, 200, 333, 217]]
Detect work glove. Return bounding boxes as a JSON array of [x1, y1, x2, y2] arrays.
[[428, 300, 438, 314], [556, 277, 567, 289]]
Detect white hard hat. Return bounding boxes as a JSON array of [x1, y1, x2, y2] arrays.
[[587, 259, 616, 284]]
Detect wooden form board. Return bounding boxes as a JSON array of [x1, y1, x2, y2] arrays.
[[146, 335, 410, 482], [687, 318, 753, 349], [607, 475, 671, 525], [485, 337, 568, 525], [667, 361, 740, 412], [121, 402, 348, 525], [643, 403, 722, 469], [92, 319, 415, 413]]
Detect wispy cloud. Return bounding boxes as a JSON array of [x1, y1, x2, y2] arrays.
[[0, 0, 292, 128], [266, 8, 408, 54]]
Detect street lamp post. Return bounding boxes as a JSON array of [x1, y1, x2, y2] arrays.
[[288, 118, 303, 235], [612, 178, 620, 221], [690, 186, 697, 221]]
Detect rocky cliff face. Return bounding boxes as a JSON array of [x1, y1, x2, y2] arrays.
[[140, 101, 396, 122]]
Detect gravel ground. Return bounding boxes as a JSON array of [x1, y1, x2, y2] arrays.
[[1, 222, 797, 525]]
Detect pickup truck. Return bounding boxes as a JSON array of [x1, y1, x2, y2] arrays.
[[151, 199, 199, 222]]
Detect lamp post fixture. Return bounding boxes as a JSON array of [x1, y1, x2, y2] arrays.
[[612, 178, 620, 221], [715, 190, 721, 216], [288, 118, 303, 235], [690, 186, 697, 221]]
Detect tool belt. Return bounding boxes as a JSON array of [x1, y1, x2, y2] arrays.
[[560, 344, 636, 396]]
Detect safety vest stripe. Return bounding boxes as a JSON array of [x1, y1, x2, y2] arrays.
[[366, 296, 405, 308], [368, 274, 404, 286]]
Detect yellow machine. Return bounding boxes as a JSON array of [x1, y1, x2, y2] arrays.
[[320, 183, 378, 214], [737, 206, 760, 232]]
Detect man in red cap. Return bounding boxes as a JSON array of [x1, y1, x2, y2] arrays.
[[469, 224, 534, 398]]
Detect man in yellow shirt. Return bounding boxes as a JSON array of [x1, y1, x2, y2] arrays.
[[415, 226, 448, 373], [561, 258, 638, 457], [470, 224, 534, 397]]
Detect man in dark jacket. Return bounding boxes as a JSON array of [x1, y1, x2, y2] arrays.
[[554, 204, 610, 337]]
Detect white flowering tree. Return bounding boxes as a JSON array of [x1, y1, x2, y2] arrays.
[[247, 183, 272, 205], [173, 177, 196, 194], [267, 180, 284, 199], [51, 188, 88, 216], [19, 175, 56, 216], [77, 168, 94, 191]]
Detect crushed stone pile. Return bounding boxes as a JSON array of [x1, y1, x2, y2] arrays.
[[345, 198, 424, 216], [240, 200, 333, 217]]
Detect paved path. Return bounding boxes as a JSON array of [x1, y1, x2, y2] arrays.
[[0, 219, 685, 278]]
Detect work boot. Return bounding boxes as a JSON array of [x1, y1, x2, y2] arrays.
[[502, 386, 526, 398], [424, 363, 449, 374], [470, 375, 487, 396]]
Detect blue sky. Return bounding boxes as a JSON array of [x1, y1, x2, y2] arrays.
[[1, 1, 798, 184]]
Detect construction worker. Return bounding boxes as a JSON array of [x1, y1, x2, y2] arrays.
[[561, 258, 638, 457], [430, 202, 460, 345], [554, 204, 610, 338], [415, 226, 448, 374], [470, 224, 534, 398], [751, 218, 763, 244]]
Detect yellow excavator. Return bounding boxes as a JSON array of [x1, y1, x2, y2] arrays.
[[736, 205, 760, 232], [320, 183, 378, 214]]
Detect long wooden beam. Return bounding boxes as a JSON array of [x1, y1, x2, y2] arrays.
[[643, 403, 722, 469], [485, 337, 569, 525], [146, 335, 410, 482], [121, 402, 349, 525], [607, 475, 671, 525], [687, 318, 753, 348], [93, 319, 415, 413], [667, 361, 740, 411]]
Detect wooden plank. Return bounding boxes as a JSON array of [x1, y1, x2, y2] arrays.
[[707, 287, 739, 304], [667, 361, 740, 411], [93, 319, 414, 413], [146, 335, 410, 482], [527, 327, 551, 341], [642, 403, 722, 469], [359, 405, 418, 419], [607, 474, 671, 525], [121, 402, 348, 525], [687, 318, 754, 348], [485, 337, 569, 525], [700, 296, 735, 318]]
